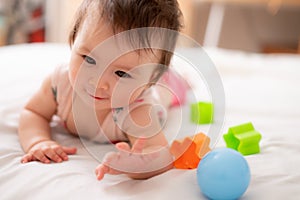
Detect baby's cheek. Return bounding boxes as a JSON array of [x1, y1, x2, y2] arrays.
[[68, 68, 77, 86], [111, 84, 146, 108], [68, 63, 81, 86]]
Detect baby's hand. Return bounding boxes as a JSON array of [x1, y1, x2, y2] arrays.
[[21, 140, 77, 164], [95, 138, 160, 180]]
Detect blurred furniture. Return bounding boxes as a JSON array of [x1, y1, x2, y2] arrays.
[[0, 0, 45, 46], [178, 0, 300, 53]]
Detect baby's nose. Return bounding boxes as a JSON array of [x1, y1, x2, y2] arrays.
[[89, 77, 109, 90]]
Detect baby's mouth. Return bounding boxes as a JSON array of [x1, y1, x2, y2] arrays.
[[89, 94, 108, 100], [85, 88, 108, 101]]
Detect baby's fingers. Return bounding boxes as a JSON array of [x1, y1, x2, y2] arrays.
[[21, 153, 34, 163], [131, 138, 146, 153], [44, 148, 64, 163], [61, 146, 77, 155], [57, 146, 77, 161], [115, 142, 131, 152], [34, 150, 51, 163], [95, 163, 121, 180], [46, 146, 76, 162], [95, 164, 109, 180], [22, 150, 50, 164]]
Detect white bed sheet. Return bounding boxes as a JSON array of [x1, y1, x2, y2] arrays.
[[0, 43, 299, 200]]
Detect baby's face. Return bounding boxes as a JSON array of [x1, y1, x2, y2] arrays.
[[69, 19, 161, 109]]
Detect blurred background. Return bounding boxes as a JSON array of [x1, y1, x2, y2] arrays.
[[0, 0, 299, 53]]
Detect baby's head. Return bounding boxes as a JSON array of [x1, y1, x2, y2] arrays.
[[69, 0, 182, 80], [68, 0, 183, 108]]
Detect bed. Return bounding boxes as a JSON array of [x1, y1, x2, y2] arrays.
[[0, 43, 299, 199]]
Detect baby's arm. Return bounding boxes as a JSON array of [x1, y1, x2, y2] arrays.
[[95, 105, 174, 180], [18, 74, 76, 163]]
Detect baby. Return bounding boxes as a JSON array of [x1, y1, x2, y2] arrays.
[[18, 0, 183, 180]]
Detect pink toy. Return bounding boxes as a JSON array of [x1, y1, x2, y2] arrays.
[[161, 69, 189, 107]]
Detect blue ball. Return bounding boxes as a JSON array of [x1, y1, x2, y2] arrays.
[[197, 148, 250, 200]]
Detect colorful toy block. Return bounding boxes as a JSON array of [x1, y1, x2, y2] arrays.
[[190, 102, 214, 124], [223, 122, 262, 155], [170, 133, 211, 169]]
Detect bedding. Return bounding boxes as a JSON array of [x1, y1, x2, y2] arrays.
[[0, 43, 300, 199]]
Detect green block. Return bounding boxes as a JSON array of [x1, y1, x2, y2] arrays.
[[190, 102, 213, 124], [223, 122, 262, 155]]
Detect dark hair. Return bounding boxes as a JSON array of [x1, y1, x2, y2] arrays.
[[69, 0, 183, 82]]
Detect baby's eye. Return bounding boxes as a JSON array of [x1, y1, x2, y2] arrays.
[[115, 70, 132, 78], [83, 55, 96, 65]]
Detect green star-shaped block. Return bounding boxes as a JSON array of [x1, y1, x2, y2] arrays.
[[223, 122, 261, 155], [190, 102, 214, 124]]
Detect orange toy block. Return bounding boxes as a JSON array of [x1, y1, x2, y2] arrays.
[[170, 133, 211, 169]]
